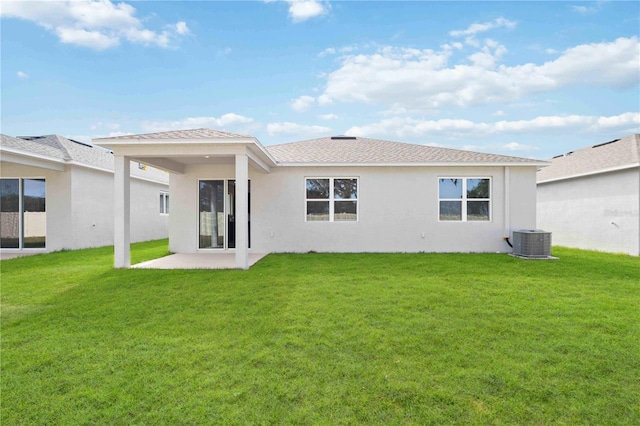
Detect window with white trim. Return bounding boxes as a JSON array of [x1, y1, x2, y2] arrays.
[[1, 178, 46, 248], [438, 178, 491, 221], [306, 178, 358, 222], [160, 192, 169, 215]]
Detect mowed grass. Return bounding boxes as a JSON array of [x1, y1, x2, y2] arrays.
[[1, 240, 638, 425]]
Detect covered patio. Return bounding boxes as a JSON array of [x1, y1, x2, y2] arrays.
[[94, 129, 277, 270]]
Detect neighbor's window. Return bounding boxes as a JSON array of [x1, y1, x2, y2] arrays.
[[160, 192, 169, 215], [438, 178, 490, 221], [0, 178, 46, 248], [306, 178, 358, 222]]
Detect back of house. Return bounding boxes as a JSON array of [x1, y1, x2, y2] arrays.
[[95, 129, 546, 268]]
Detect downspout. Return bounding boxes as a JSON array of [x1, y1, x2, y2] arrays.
[[503, 166, 512, 249]]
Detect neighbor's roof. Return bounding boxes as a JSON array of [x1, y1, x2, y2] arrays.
[[96, 128, 252, 140], [1, 134, 169, 184], [267, 136, 545, 165], [537, 134, 640, 183]]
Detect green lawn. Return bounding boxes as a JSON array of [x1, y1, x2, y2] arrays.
[[1, 240, 639, 425]]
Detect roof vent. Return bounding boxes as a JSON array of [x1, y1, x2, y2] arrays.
[[18, 136, 46, 141], [592, 139, 620, 148], [68, 138, 93, 148], [331, 136, 357, 140]]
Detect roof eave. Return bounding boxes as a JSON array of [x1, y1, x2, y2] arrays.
[[537, 162, 640, 184], [94, 137, 278, 170], [275, 161, 549, 167]]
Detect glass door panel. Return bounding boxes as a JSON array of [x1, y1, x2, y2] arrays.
[[0, 179, 20, 248], [227, 180, 250, 249], [23, 179, 46, 248], [199, 180, 225, 249]]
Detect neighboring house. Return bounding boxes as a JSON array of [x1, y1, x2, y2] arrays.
[[95, 128, 545, 269], [537, 134, 640, 256], [0, 134, 169, 256]]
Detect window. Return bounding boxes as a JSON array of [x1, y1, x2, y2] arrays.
[[1, 178, 46, 248], [306, 178, 358, 222], [160, 192, 169, 215], [438, 178, 490, 221]]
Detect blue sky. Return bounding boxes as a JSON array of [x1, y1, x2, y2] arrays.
[[2, 1, 639, 159]]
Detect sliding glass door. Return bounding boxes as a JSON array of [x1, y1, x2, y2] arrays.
[[0, 179, 20, 248], [1, 178, 46, 249], [199, 179, 250, 250], [199, 180, 225, 249]]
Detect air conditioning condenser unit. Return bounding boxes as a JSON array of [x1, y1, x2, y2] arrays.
[[512, 230, 552, 258]]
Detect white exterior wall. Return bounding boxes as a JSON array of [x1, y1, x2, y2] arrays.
[[537, 168, 640, 256], [1, 162, 168, 254], [70, 166, 169, 249], [0, 163, 71, 253], [170, 163, 538, 254]]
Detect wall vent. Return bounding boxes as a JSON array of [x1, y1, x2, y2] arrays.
[[512, 230, 552, 258]]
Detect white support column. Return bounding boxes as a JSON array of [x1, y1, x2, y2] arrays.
[[235, 153, 249, 270], [114, 155, 131, 268]]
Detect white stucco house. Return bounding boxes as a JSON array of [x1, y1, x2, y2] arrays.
[[537, 134, 640, 256], [95, 128, 546, 269], [0, 134, 169, 257]]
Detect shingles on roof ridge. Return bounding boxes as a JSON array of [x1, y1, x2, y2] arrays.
[[4, 134, 169, 184], [267, 135, 544, 164], [96, 128, 252, 140], [537, 134, 640, 182]]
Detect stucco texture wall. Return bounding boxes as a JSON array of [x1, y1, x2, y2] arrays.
[[170, 163, 538, 254], [537, 168, 640, 256], [1, 162, 168, 253], [70, 166, 169, 249], [0, 163, 71, 252]]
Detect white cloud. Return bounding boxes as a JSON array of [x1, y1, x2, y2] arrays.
[[285, 0, 328, 23], [344, 112, 640, 140], [317, 36, 640, 110], [141, 113, 256, 133], [318, 47, 336, 57], [174, 21, 189, 35], [449, 17, 516, 37], [462, 142, 539, 152], [91, 122, 121, 131], [0, 1, 189, 50], [319, 113, 339, 120], [319, 43, 361, 57], [17, 71, 29, 79], [291, 95, 316, 112], [572, 5, 598, 15], [56, 26, 120, 49], [267, 121, 331, 137]]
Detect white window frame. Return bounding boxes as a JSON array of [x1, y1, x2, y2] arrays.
[[438, 177, 491, 222], [0, 177, 47, 250], [160, 191, 169, 215], [305, 177, 359, 222]]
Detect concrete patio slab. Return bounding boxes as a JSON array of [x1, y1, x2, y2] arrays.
[[131, 252, 269, 269]]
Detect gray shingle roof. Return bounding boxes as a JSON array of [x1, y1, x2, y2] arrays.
[[2, 134, 69, 160], [96, 128, 251, 140], [1, 134, 169, 184], [266, 136, 544, 165], [537, 134, 640, 182]]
